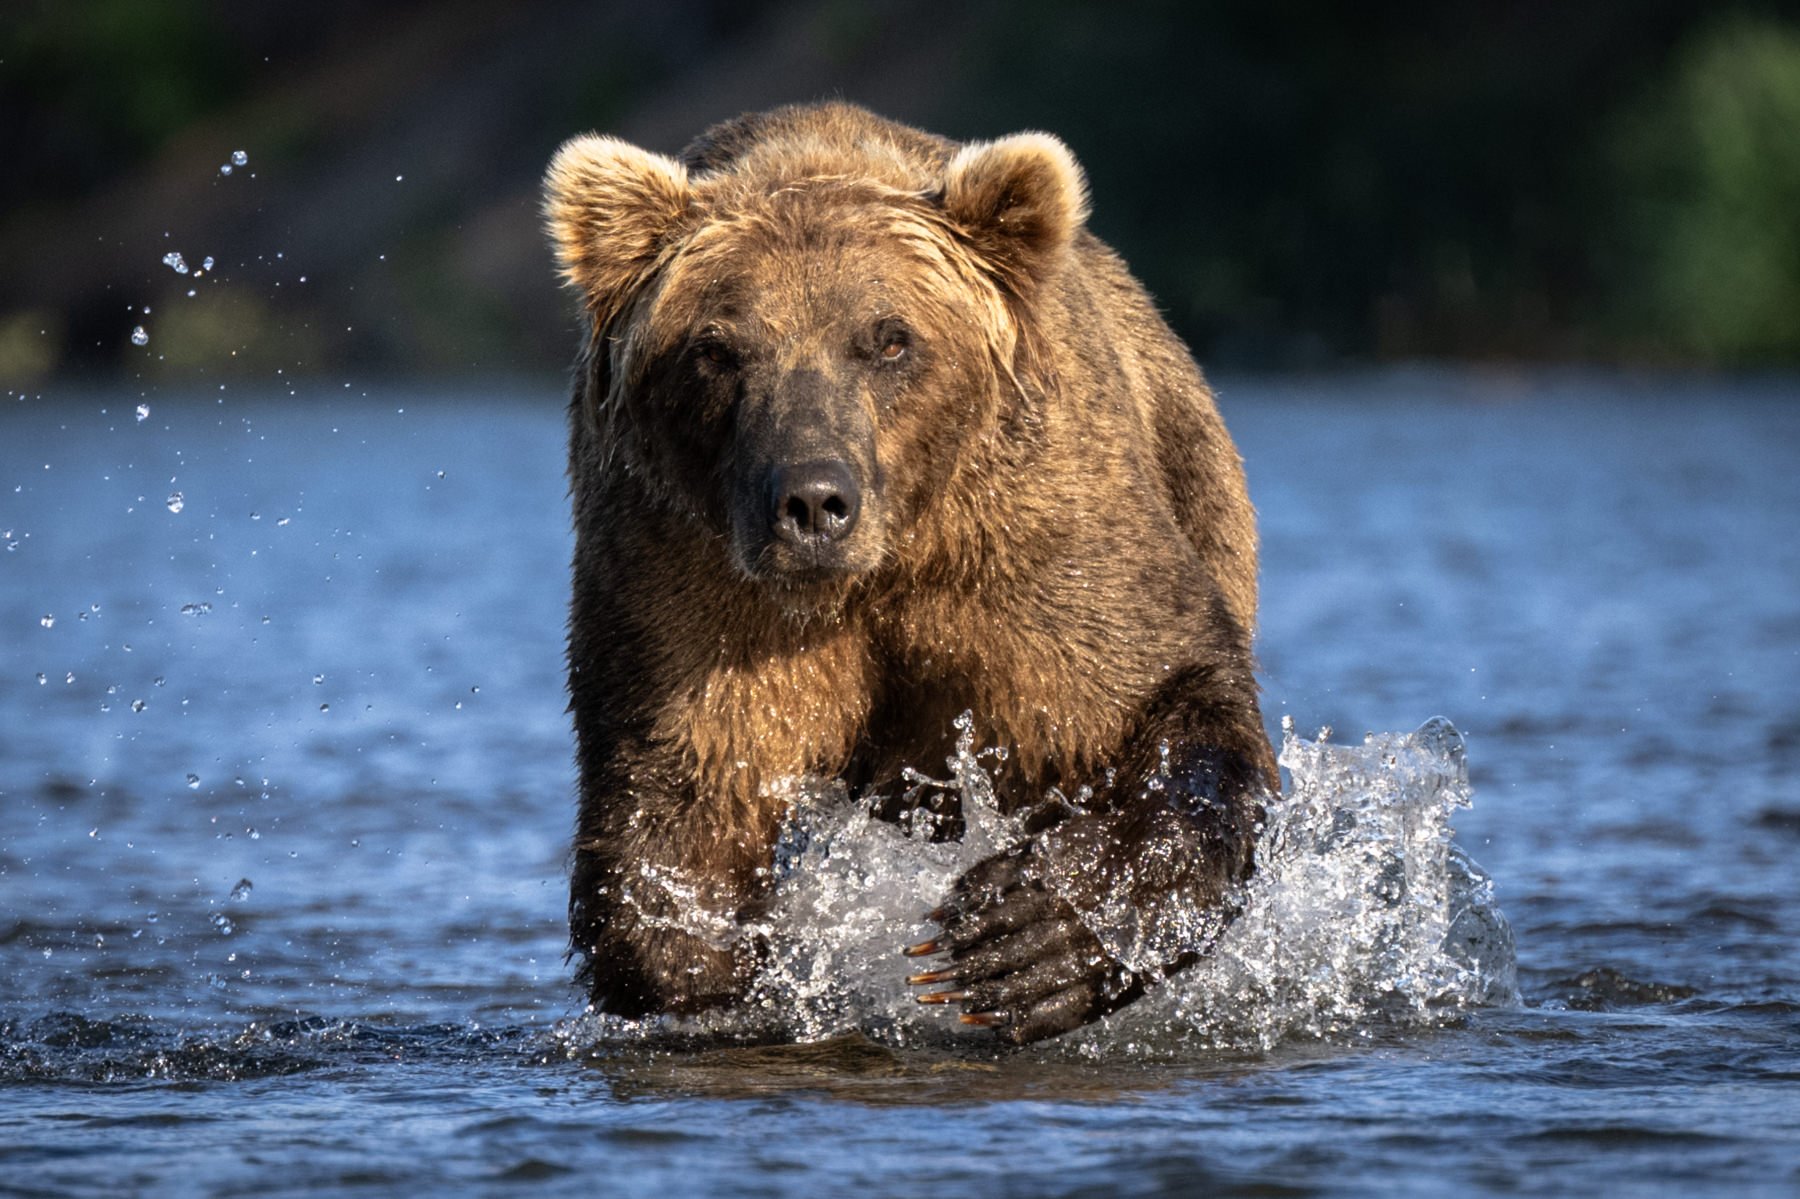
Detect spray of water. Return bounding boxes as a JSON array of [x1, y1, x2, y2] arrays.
[[555, 715, 1515, 1057], [1095, 716, 1517, 1055]]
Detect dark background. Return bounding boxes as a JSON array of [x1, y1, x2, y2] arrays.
[[4, 0, 1798, 384]]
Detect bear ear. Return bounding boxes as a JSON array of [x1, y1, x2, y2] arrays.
[[940, 132, 1089, 293], [543, 134, 692, 319]]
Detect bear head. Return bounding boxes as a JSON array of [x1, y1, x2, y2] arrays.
[[544, 111, 1089, 602]]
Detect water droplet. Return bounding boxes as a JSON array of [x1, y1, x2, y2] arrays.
[[231, 150, 247, 166], [186, 773, 201, 789], [166, 491, 184, 514], [64, 672, 74, 684], [131, 325, 149, 346], [179, 602, 212, 616], [153, 676, 166, 687], [161, 251, 189, 275], [230, 878, 253, 901], [276, 517, 290, 527], [219, 162, 234, 176], [202, 255, 216, 271], [312, 674, 324, 685], [36, 673, 45, 685], [250, 511, 261, 521], [319, 703, 330, 713], [131, 699, 146, 713], [135, 403, 150, 421], [210, 912, 235, 936]]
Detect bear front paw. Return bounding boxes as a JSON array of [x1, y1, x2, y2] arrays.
[[903, 844, 1146, 1045]]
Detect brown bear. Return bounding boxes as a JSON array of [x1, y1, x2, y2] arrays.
[[543, 102, 1275, 1045]]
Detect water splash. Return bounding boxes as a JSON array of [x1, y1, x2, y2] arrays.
[[555, 716, 1513, 1056], [1101, 717, 1517, 1054], [741, 713, 1023, 1043]]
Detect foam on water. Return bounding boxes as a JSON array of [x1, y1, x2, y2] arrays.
[[555, 715, 1515, 1057]]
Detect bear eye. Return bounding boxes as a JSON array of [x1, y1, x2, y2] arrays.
[[874, 323, 911, 364], [693, 338, 737, 370]]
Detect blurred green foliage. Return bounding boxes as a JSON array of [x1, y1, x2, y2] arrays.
[[2, 0, 1798, 375], [949, 0, 1786, 363], [1610, 16, 1800, 361], [5, 0, 241, 193]]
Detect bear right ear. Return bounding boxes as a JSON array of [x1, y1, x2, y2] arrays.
[[543, 135, 692, 322]]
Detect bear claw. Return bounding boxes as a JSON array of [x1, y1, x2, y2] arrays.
[[959, 1010, 1012, 1027]]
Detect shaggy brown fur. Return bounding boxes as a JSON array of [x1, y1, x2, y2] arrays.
[[545, 102, 1275, 1044]]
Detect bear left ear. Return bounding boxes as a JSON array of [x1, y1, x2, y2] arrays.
[[941, 132, 1089, 293], [543, 134, 692, 324]]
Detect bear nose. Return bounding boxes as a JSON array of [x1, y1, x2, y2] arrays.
[[769, 460, 861, 544]]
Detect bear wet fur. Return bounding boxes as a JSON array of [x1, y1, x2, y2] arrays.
[[545, 103, 1276, 1044]]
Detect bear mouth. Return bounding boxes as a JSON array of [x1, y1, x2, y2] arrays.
[[744, 539, 871, 586]]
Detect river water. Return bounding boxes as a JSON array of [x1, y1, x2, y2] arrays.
[[2, 370, 1796, 1195]]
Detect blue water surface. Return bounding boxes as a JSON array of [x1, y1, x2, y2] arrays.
[[2, 369, 1797, 1196]]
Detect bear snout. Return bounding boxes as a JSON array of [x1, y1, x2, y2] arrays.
[[769, 459, 861, 546]]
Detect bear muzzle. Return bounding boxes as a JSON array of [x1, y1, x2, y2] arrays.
[[745, 457, 871, 581]]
